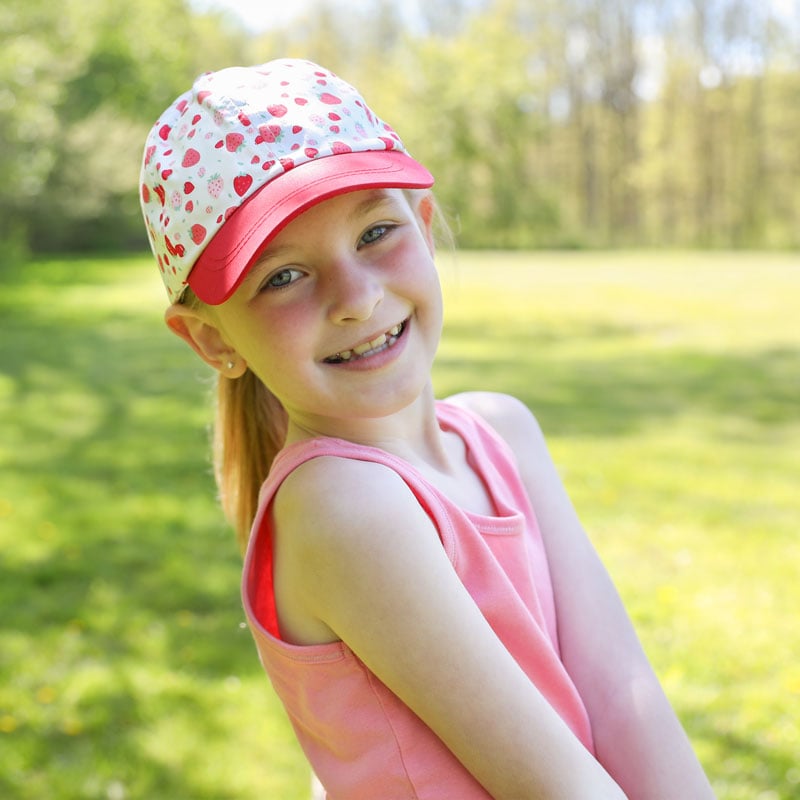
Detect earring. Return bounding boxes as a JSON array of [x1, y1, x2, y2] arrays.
[[226, 360, 235, 370]]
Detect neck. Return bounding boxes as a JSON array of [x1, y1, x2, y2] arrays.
[[283, 383, 451, 471]]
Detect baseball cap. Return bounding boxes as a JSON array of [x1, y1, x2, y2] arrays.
[[140, 58, 434, 305]]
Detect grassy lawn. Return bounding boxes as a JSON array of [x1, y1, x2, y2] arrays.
[[1, 250, 798, 798]]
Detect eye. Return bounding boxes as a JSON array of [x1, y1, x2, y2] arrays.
[[359, 224, 393, 247], [263, 267, 303, 290]]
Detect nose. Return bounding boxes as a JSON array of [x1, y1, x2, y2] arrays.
[[325, 256, 384, 324]]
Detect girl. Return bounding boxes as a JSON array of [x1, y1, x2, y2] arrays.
[[140, 58, 715, 799]]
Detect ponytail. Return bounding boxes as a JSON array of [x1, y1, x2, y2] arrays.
[[180, 287, 287, 553], [213, 370, 287, 553]]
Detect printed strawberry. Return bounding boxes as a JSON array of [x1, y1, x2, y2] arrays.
[[144, 145, 156, 165], [158, 124, 171, 141], [183, 181, 195, 194], [154, 184, 166, 206], [305, 147, 319, 159], [319, 92, 342, 105], [190, 224, 207, 244], [185, 200, 194, 212], [181, 148, 201, 168], [331, 141, 352, 154], [225, 133, 245, 152], [207, 174, 224, 198], [268, 104, 288, 117], [141, 184, 151, 203], [256, 124, 281, 144], [233, 174, 253, 197]]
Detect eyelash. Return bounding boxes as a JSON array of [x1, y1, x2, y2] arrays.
[[263, 268, 303, 291], [360, 224, 393, 247], [259, 223, 397, 292]]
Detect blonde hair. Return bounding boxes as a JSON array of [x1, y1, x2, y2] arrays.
[[184, 190, 451, 553], [215, 371, 288, 553]]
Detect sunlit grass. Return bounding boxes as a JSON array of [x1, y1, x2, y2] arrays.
[[1, 251, 798, 798]]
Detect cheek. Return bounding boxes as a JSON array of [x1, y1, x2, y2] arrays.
[[413, 255, 443, 317], [230, 309, 312, 373]]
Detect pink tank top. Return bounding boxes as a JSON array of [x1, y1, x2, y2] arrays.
[[242, 401, 594, 799]]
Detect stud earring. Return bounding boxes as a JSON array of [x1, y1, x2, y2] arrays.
[[226, 360, 235, 370]]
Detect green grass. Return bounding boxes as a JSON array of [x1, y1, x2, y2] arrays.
[[1, 251, 798, 798]]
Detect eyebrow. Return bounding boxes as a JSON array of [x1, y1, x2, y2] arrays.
[[347, 189, 398, 221], [241, 244, 291, 294]]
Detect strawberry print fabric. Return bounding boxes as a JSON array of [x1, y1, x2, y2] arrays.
[[140, 59, 407, 303]]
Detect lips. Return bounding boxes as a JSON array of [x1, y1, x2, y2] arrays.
[[324, 321, 406, 364]]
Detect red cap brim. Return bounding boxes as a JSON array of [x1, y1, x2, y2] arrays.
[[187, 150, 434, 305]]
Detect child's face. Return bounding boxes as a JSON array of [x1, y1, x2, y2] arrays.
[[208, 188, 443, 433]]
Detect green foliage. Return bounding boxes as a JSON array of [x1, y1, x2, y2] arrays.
[[2, 0, 800, 255], [1, 0, 251, 255], [1, 251, 798, 798]]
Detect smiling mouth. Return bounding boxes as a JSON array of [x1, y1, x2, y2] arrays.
[[324, 321, 407, 364]]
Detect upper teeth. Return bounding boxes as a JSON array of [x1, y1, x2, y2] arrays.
[[329, 323, 403, 363]]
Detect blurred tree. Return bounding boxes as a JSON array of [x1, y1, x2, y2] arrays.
[[1, 0, 798, 257], [0, 0, 86, 259], [417, 0, 490, 36], [6, 0, 250, 255]]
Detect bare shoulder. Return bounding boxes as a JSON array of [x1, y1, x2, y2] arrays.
[[445, 389, 529, 418], [271, 452, 438, 581], [273, 453, 425, 544], [445, 391, 548, 460], [270, 453, 441, 645]]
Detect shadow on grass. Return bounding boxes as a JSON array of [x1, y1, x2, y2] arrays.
[[0, 259, 277, 798], [438, 319, 799, 437]]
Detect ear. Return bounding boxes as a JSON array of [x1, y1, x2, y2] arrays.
[[416, 192, 437, 255], [164, 304, 248, 378]]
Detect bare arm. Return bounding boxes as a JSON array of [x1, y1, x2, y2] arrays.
[[274, 455, 627, 800], [452, 391, 715, 799]]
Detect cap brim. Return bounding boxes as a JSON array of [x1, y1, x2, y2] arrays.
[[187, 150, 434, 305]]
